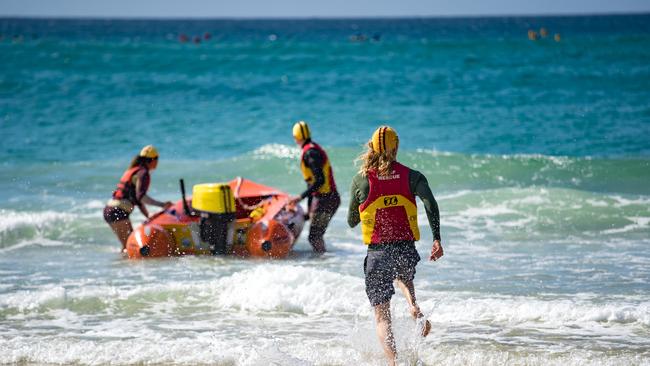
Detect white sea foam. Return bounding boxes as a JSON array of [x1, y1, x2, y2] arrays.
[[0, 285, 67, 311], [1, 306, 648, 366], [602, 217, 650, 234], [0, 265, 367, 316], [416, 149, 579, 165], [0, 209, 75, 233], [0, 336, 243, 365], [242, 344, 313, 366], [459, 205, 518, 217], [586, 198, 610, 207], [433, 187, 650, 242], [253, 143, 300, 160], [437, 190, 473, 200], [213, 265, 367, 315], [411, 346, 649, 366], [5, 273, 650, 330], [0, 237, 72, 253], [79, 199, 106, 210], [611, 195, 650, 207], [512, 194, 549, 205], [417, 295, 650, 328], [413, 148, 456, 158], [2, 259, 650, 366]]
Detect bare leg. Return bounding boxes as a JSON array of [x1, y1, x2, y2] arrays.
[[396, 280, 420, 318], [396, 279, 431, 337], [374, 301, 396, 366], [109, 220, 133, 251]]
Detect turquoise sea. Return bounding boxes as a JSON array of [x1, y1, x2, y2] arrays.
[[1, 15, 650, 365]]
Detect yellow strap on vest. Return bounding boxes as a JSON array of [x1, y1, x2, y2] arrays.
[[300, 158, 333, 195]]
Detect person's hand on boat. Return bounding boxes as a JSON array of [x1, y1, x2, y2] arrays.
[[429, 240, 443, 261], [288, 196, 302, 206]]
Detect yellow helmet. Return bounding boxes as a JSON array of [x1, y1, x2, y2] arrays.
[[292, 121, 311, 141], [139, 145, 159, 158], [371, 126, 399, 153]]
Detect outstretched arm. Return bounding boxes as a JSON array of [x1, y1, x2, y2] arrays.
[[141, 195, 170, 208], [411, 171, 443, 261], [412, 172, 441, 242], [134, 172, 171, 218]]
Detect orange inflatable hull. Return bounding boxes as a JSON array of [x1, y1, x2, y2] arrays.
[[125, 177, 305, 259]]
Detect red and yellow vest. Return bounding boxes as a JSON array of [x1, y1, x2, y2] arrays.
[[358, 162, 420, 245], [112, 166, 150, 204], [300, 141, 337, 196]]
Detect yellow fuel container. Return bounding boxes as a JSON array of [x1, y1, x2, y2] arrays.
[[192, 183, 236, 214]]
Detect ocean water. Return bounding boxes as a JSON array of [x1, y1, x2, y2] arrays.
[[1, 15, 650, 365]]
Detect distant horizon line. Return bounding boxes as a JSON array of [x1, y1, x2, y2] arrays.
[[1, 10, 649, 21]]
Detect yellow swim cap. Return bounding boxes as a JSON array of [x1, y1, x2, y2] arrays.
[[139, 145, 159, 158], [371, 126, 398, 153], [292, 121, 311, 140]]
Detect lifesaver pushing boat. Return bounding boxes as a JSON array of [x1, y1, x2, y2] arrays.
[[125, 177, 305, 259]]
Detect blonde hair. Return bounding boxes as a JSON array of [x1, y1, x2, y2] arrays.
[[356, 140, 397, 177]]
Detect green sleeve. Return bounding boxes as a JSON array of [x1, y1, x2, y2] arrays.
[[347, 176, 361, 228], [410, 170, 441, 241]]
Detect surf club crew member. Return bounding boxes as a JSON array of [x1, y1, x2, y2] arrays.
[[289, 121, 340, 254], [103, 145, 172, 251], [347, 126, 443, 366]]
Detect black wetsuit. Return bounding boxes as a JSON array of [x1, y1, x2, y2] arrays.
[[300, 142, 340, 253]]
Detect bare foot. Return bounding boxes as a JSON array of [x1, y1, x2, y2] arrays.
[[417, 318, 431, 337]]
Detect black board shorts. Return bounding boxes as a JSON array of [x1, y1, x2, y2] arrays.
[[364, 241, 421, 306], [103, 206, 130, 223]]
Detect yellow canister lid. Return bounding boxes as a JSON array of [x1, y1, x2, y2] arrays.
[[192, 183, 236, 214]]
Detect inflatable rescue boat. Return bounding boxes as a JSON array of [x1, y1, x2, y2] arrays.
[[125, 177, 305, 259]]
